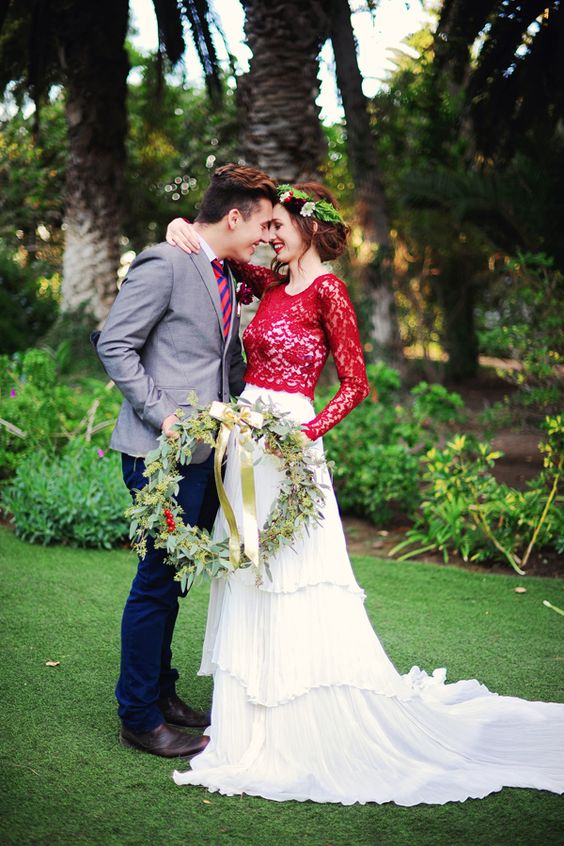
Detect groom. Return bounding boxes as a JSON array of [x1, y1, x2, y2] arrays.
[[96, 164, 276, 757]]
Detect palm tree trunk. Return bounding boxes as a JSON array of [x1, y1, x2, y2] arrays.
[[58, 2, 129, 322], [238, 0, 328, 181], [329, 0, 403, 363], [438, 265, 479, 381]]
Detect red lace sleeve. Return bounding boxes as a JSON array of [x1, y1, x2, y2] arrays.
[[302, 276, 369, 440], [229, 261, 278, 299]]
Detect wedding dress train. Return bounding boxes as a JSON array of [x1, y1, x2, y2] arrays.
[[173, 386, 564, 805]]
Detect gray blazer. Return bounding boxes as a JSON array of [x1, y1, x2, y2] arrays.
[[96, 243, 246, 462]]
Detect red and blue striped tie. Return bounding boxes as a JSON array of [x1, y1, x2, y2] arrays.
[[211, 258, 232, 339]]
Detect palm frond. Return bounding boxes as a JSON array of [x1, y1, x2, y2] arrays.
[[152, 0, 185, 63], [180, 0, 222, 104], [435, 0, 498, 80], [402, 166, 536, 250]]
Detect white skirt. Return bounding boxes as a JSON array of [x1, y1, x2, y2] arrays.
[[173, 386, 564, 805]]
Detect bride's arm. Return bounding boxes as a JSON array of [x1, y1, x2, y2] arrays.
[[302, 276, 370, 441], [165, 217, 202, 254], [229, 261, 278, 299]]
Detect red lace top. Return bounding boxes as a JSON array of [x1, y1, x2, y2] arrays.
[[231, 262, 369, 440]]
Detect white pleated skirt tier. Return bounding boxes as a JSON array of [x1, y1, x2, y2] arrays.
[[173, 386, 564, 805]]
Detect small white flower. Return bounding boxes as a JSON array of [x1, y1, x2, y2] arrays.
[[301, 201, 316, 217], [279, 191, 292, 202]]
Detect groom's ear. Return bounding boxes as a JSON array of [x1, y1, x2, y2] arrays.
[[226, 208, 241, 230]]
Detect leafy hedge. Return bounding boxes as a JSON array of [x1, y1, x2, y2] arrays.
[[317, 363, 465, 524], [0, 250, 59, 356], [0, 346, 128, 547], [0, 347, 121, 480], [2, 441, 129, 548], [2, 351, 561, 570], [392, 416, 564, 570]]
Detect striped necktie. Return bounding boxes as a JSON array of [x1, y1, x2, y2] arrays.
[[211, 258, 232, 338]]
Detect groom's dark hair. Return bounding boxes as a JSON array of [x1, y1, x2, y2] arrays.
[[196, 163, 277, 223]]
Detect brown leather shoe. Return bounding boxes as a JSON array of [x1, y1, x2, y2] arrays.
[[119, 722, 210, 758], [158, 694, 211, 729]]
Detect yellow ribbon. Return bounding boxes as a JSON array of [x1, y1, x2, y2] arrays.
[[208, 401, 264, 571]]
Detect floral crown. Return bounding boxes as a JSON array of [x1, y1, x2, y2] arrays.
[[276, 184, 344, 224]]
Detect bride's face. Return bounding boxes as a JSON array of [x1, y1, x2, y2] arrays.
[[269, 204, 304, 263]]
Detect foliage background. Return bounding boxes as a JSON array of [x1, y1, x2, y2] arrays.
[[0, 3, 562, 566]]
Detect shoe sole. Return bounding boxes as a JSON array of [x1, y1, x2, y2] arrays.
[[119, 732, 207, 758], [164, 719, 210, 729]]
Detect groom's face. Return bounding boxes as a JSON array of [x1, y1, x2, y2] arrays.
[[226, 198, 273, 262]]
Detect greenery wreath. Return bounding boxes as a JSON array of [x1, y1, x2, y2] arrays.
[[127, 394, 326, 591]]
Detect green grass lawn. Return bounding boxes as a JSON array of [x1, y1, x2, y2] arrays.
[[0, 526, 563, 846]]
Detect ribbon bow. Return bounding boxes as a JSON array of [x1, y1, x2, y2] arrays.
[[208, 401, 265, 572]]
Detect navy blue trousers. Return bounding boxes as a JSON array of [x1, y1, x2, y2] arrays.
[[117, 452, 218, 732]]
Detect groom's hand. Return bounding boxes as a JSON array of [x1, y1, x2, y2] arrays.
[[162, 413, 180, 439]]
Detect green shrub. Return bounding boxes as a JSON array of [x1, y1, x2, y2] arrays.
[[0, 347, 121, 480], [476, 252, 563, 419], [0, 251, 59, 355], [391, 415, 564, 570], [409, 381, 465, 425], [317, 364, 465, 524], [40, 306, 106, 378], [1, 440, 130, 548]]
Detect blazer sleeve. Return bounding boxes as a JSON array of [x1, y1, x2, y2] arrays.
[[96, 250, 178, 431]]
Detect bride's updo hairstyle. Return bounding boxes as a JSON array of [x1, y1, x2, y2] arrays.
[[270, 181, 350, 283], [288, 182, 350, 262]]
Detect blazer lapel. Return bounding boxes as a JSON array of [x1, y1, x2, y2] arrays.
[[192, 250, 224, 335], [223, 261, 238, 347]]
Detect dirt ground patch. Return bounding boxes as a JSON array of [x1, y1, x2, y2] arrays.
[[342, 515, 563, 579]]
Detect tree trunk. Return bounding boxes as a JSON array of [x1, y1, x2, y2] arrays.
[[435, 251, 480, 381], [329, 0, 403, 363], [238, 0, 328, 181], [58, 1, 129, 322], [439, 274, 479, 381]]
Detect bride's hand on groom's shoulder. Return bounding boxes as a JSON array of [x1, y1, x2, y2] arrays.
[[166, 218, 201, 254]]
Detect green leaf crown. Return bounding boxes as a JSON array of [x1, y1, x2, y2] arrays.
[[277, 184, 344, 225]]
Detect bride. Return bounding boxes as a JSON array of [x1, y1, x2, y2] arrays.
[[164, 184, 564, 805]]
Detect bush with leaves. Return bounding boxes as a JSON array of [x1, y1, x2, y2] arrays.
[[316, 363, 465, 524], [391, 415, 564, 571], [0, 249, 59, 355], [476, 252, 563, 421], [0, 347, 121, 480], [1, 440, 130, 547]]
